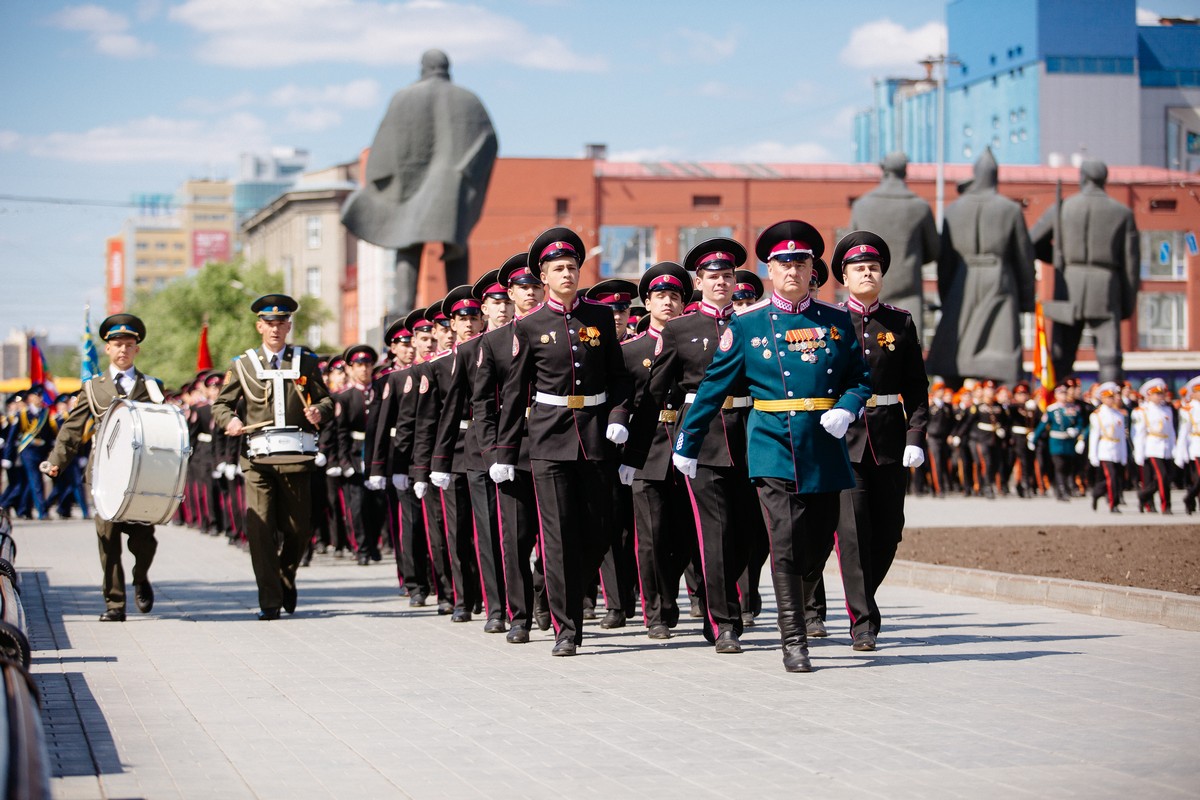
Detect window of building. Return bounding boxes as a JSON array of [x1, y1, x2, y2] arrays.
[[963, 124, 973, 137], [678, 226, 733, 263], [306, 266, 321, 297], [963, 145, 973, 159], [692, 195, 721, 209], [136, 241, 148, 250], [992, 115, 1000, 129], [155, 241, 167, 249], [174, 242, 185, 250], [1141, 231, 1189, 279], [599, 226, 655, 278], [306, 216, 321, 249], [1138, 293, 1187, 350], [555, 198, 569, 219], [1149, 198, 1177, 212]]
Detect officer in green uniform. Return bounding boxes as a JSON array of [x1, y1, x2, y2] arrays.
[[43, 314, 161, 621], [672, 220, 872, 673], [212, 295, 333, 620]]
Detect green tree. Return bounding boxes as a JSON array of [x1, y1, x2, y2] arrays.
[[130, 260, 329, 388]]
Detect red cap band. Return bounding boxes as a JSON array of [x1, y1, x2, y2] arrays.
[[697, 251, 736, 268], [451, 298, 482, 314], [769, 240, 812, 258], [649, 274, 684, 291], [540, 241, 577, 261]]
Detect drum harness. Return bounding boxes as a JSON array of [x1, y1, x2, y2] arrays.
[[237, 349, 302, 429], [84, 372, 165, 419]]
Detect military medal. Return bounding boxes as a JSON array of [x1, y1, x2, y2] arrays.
[[751, 337, 762, 347], [877, 331, 896, 351], [642, 358, 652, 368], [702, 338, 709, 351]]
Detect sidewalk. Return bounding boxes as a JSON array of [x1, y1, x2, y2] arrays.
[[21, 516, 1200, 800]]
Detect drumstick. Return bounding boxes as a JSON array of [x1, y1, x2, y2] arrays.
[[300, 386, 320, 429], [241, 420, 275, 433]]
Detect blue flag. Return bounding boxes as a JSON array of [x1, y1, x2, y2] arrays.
[[81, 306, 100, 382]]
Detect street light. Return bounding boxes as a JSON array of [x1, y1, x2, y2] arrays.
[[919, 54, 961, 228]]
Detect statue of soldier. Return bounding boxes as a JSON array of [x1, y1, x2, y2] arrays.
[[1030, 160, 1140, 383], [849, 151, 939, 321], [341, 49, 498, 319], [927, 148, 1036, 387]]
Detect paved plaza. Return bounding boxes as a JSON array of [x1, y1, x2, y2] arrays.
[[18, 496, 1200, 799]]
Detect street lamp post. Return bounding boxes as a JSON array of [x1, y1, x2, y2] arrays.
[[920, 54, 960, 229]]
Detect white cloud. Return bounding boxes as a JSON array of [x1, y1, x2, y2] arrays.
[[19, 113, 270, 164], [697, 81, 732, 98], [607, 145, 683, 163], [285, 108, 343, 132], [167, 0, 606, 71], [716, 140, 834, 163], [1136, 7, 1162, 24], [0, 131, 21, 151], [47, 4, 157, 58], [268, 79, 382, 110], [839, 20, 947, 71], [676, 28, 738, 61]]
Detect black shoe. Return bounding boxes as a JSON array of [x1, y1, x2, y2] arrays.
[[356, 551, 370, 566], [582, 605, 597, 621], [534, 609, 552, 631], [782, 644, 812, 673], [701, 614, 717, 644], [663, 603, 680, 629], [437, 599, 454, 615], [484, 616, 506, 634], [282, 584, 297, 615], [506, 626, 529, 644], [715, 630, 742, 654], [599, 609, 626, 629], [258, 608, 281, 621], [370, 550, 382, 562], [1111, 506, 1121, 514], [806, 618, 828, 638], [551, 638, 577, 657], [473, 601, 483, 615], [852, 631, 876, 651], [333, 548, 345, 558], [300, 552, 312, 567], [451, 608, 472, 623], [99, 608, 126, 622], [1093, 494, 1100, 511], [741, 611, 756, 628], [688, 596, 703, 618], [409, 592, 427, 607], [647, 624, 671, 640], [134, 581, 154, 613]]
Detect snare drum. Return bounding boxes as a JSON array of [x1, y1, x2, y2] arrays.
[[246, 426, 318, 465], [91, 399, 191, 525]]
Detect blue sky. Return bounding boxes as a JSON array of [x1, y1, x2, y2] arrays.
[[2, 0, 1197, 342]]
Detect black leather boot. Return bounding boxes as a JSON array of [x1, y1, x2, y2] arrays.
[[773, 572, 811, 673]]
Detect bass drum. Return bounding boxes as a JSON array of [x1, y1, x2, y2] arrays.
[[91, 399, 191, 525]]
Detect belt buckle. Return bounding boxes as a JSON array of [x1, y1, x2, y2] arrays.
[[800, 398, 815, 412], [566, 395, 585, 410], [721, 396, 734, 410], [865, 395, 878, 408]]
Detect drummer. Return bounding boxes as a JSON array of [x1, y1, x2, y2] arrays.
[[42, 314, 163, 622], [212, 295, 333, 620]]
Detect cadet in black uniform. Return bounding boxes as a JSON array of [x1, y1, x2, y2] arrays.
[[334, 344, 382, 564], [805, 232, 929, 651], [493, 227, 633, 657]]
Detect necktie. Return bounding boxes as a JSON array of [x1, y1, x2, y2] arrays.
[[116, 374, 127, 395], [270, 354, 280, 370]]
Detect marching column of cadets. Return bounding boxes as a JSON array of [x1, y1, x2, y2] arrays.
[[6, 223, 1198, 669]]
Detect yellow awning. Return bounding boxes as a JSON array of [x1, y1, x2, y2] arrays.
[[0, 377, 84, 394]]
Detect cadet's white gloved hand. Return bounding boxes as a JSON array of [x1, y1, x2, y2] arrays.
[[901, 445, 925, 469], [77, 456, 88, 469], [606, 423, 629, 445], [211, 469, 222, 479], [224, 463, 237, 480], [617, 464, 637, 486], [949, 435, 961, 447], [235, 464, 244, 476], [1090, 457, 1100, 468], [430, 471, 451, 490], [1066, 427, 1078, 438], [1027, 436, 1036, 452], [820, 408, 854, 439], [314, 452, 328, 468], [0, 460, 10, 469], [1074, 439, 1085, 455], [1134, 455, 1145, 467], [488, 463, 515, 483], [344, 466, 355, 477], [413, 481, 428, 499], [325, 466, 343, 477], [365, 475, 387, 491], [672, 453, 697, 480], [392, 473, 410, 491], [996, 427, 1007, 439]]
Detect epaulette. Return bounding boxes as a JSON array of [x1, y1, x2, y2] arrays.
[[813, 298, 848, 314], [581, 297, 607, 307], [881, 302, 912, 316], [620, 331, 647, 346], [739, 297, 772, 314], [429, 349, 453, 362]]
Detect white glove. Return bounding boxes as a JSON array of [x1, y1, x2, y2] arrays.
[[216, 461, 227, 473], [224, 463, 237, 480], [325, 466, 343, 477], [1027, 436, 1036, 452], [901, 446, 925, 469], [1066, 428, 1078, 438], [344, 467, 355, 477], [996, 427, 1006, 439], [1134, 455, 1145, 467], [365, 475, 387, 491], [617, 464, 637, 486], [488, 463, 515, 483], [949, 436, 961, 447], [1074, 439, 1085, 455], [430, 471, 451, 490], [606, 423, 629, 445], [1090, 457, 1100, 468], [672, 453, 697, 479], [392, 473, 410, 491], [413, 481, 428, 499], [0, 460, 10, 469], [314, 452, 328, 468], [819, 408, 854, 439], [1175, 455, 1187, 469], [77, 456, 88, 469], [235, 464, 243, 476], [38, 461, 53, 475], [211, 469, 222, 479]]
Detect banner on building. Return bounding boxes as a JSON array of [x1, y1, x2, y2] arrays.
[[106, 237, 125, 314], [192, 230, 230, 268]]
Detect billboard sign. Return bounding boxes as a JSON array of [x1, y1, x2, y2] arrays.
[[192, 230, 230, 268]]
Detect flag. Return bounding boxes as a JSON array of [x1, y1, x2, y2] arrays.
[[28, 336, 58, 401], [81, 306, 101, 382], [196, 323, 213, 371], [1032, 301, 1054, 409]]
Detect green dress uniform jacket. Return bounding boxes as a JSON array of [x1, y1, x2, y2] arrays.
[[674, 293, 872, 492]]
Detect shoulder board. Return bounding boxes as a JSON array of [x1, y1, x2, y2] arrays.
[[621, 332, 647, 346], [429, 350, 452, 362], [739, 297, 772, 314], [581, 298, 606, 307], [881, 302, 912, 316], [813, 299, 846, 312], [232, 354, 244, 362]]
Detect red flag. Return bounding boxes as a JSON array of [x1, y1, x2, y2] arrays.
[[28, 337, 58, 400], [196, 323, 213, 371], [1032, 302, 1055, 410]]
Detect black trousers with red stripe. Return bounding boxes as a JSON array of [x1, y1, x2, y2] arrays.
[[1137, 457, 1172, 512], [1091, 459, 1124, 510], [685, 465, 754, 636]]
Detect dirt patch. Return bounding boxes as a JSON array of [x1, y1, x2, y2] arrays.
[[896, 524, 1200, 596]]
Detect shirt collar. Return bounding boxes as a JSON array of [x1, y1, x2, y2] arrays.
[[770, 293, 812, 314], [845, 297, 880, 315], [108, 365, 135, 383], [545, 295, 580, 315], [263, 345, 286, 362], [699, 299, 733, 320]]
